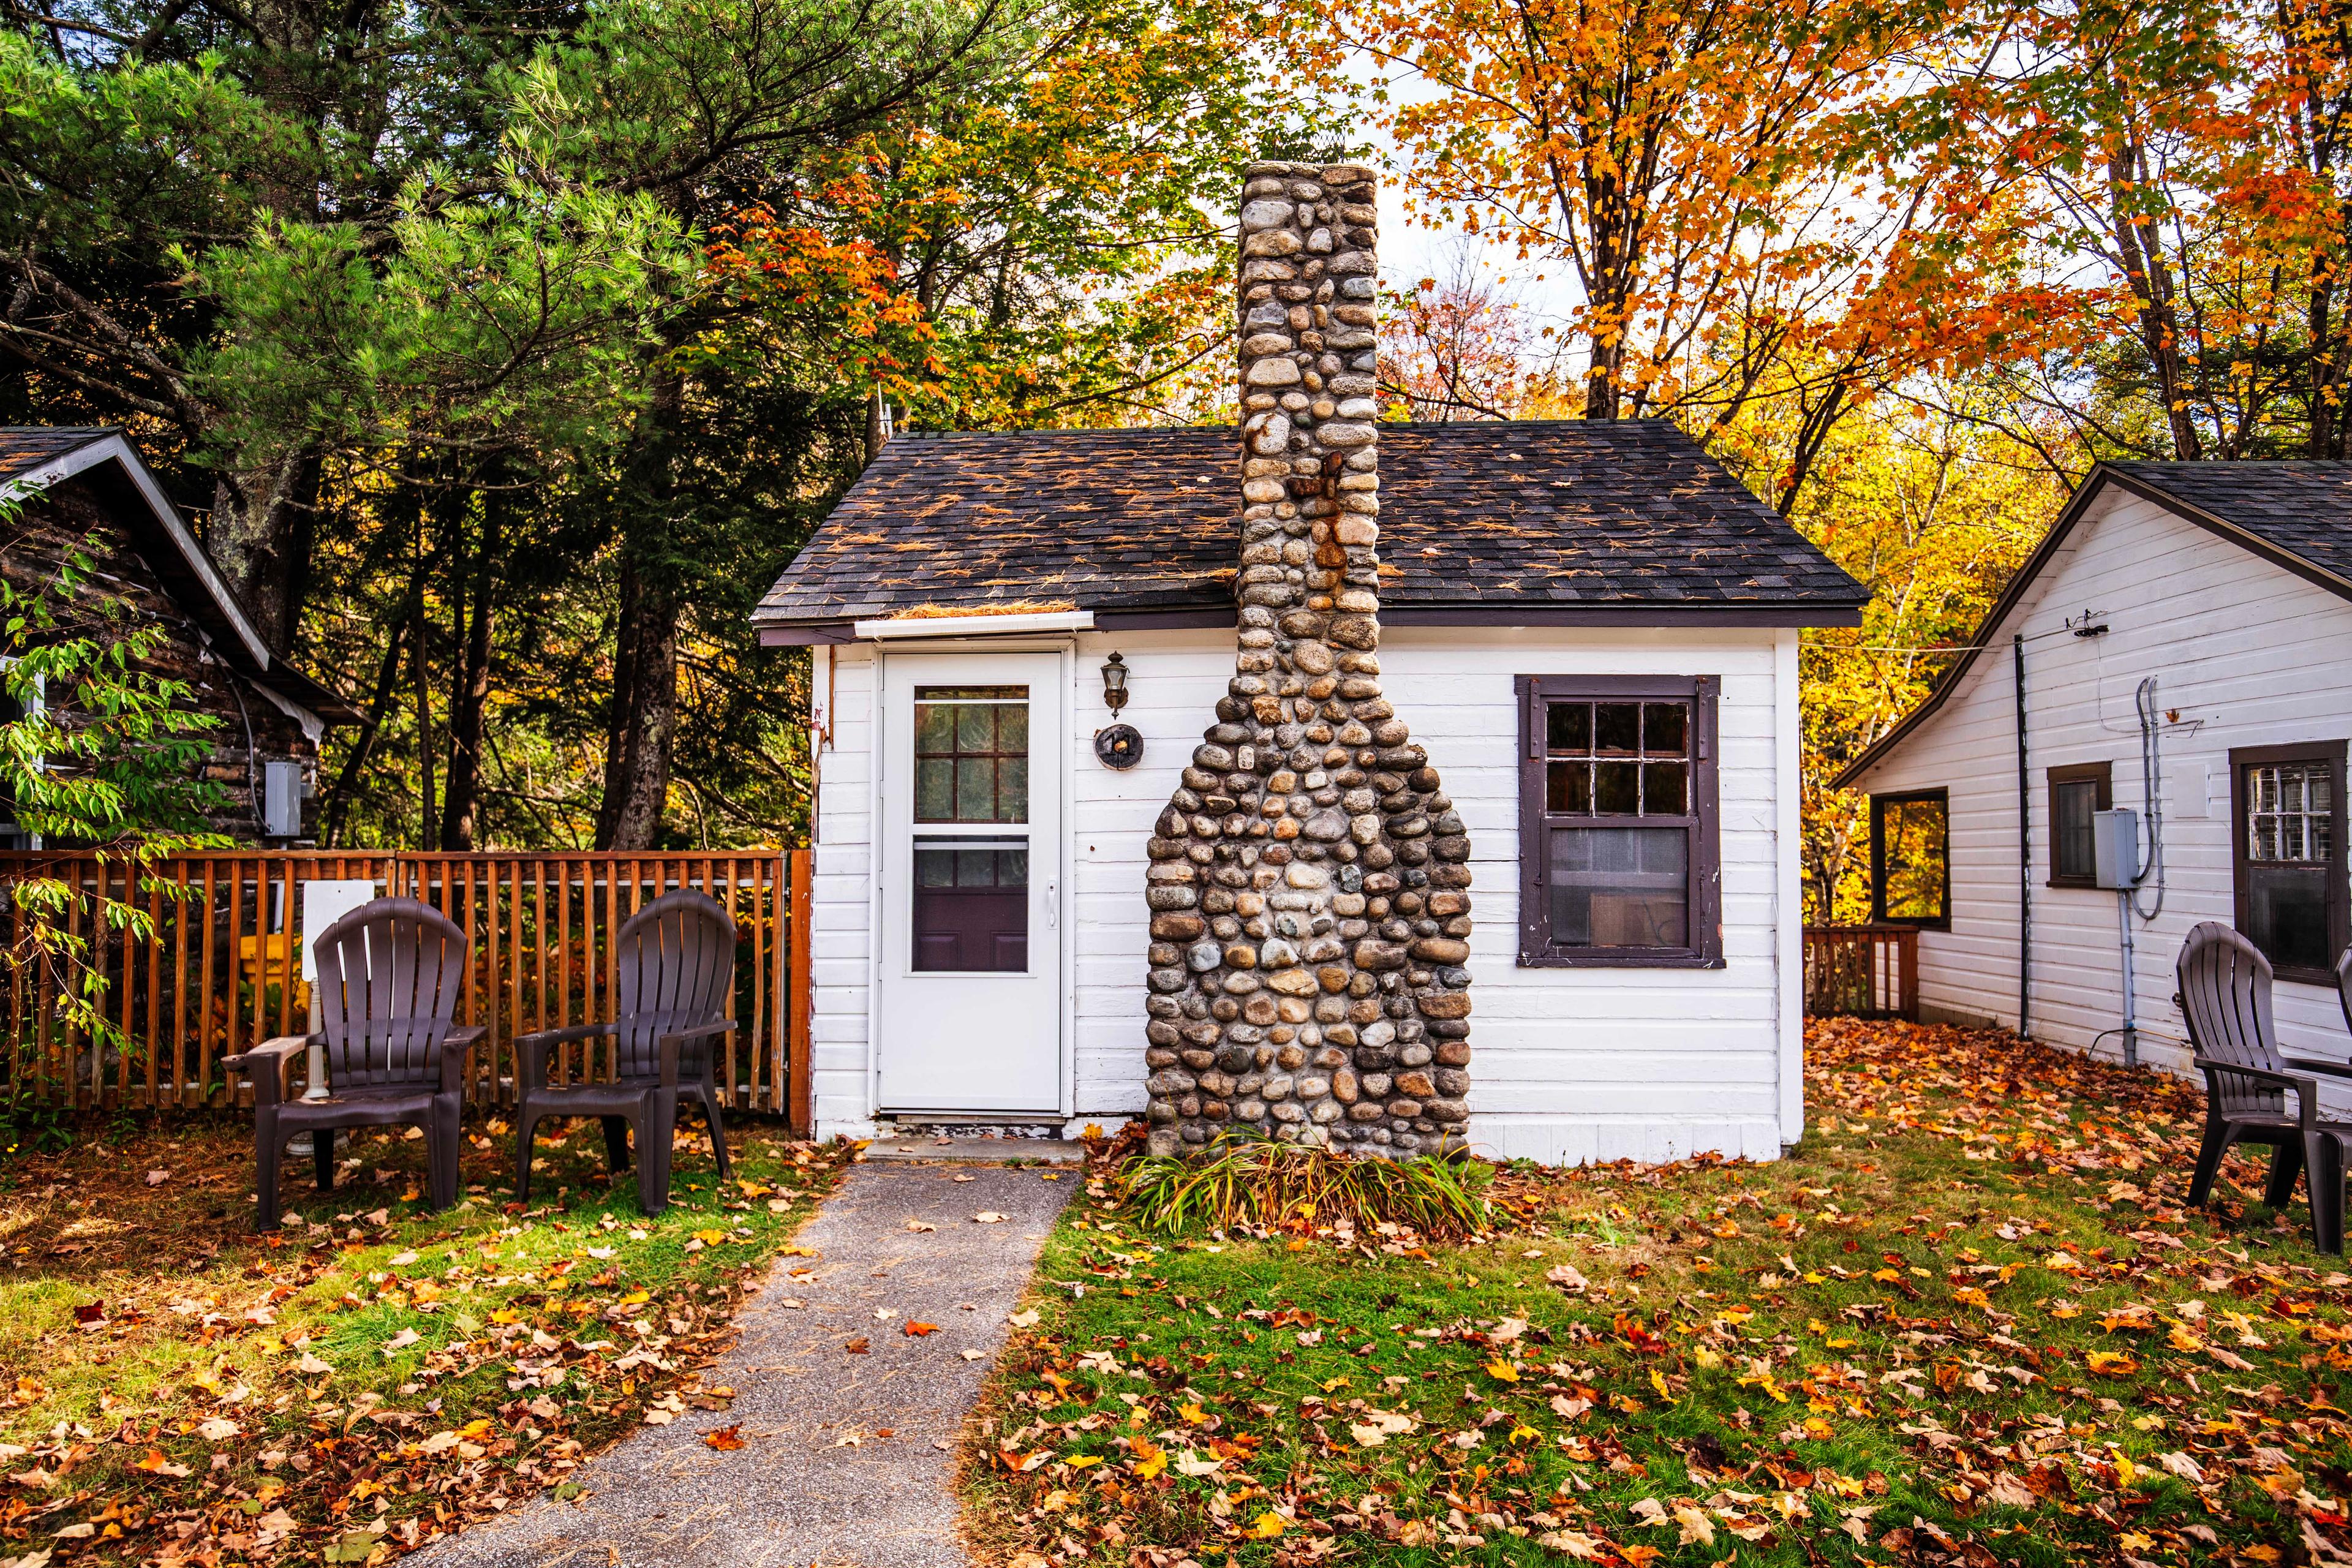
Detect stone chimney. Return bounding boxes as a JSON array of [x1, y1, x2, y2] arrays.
[[1140, 162, 1474, 1159]]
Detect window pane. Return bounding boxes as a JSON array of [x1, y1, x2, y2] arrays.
[[911, 842, 1028, 972], [1593, 761, 1638, 814], [1547, 762, 1590, 813], [1594, 703, 1640, 753], [1877, 796, 1948, 921], [915, 687, 1030, 823], [1643, 703, 1687, 755], [998, 704, 1029, 753], [2247, 864, 2331, 972], [916, 704, 954, 752], [956, 704, 995, 752], [1643, 761, 1687, 815], [2247, 763, 2331, 865], [1547, 703, 1591, 754], [2055, 780, 2097, 880], [1547, 826, 1688, 948]]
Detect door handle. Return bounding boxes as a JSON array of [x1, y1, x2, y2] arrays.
[[1046, 880, 1059, 930]]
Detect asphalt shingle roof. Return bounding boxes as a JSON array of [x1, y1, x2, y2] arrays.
[[0, 426, 113, 483], [2108, 461, 2352, 584], [753, 420, 1866, 627]]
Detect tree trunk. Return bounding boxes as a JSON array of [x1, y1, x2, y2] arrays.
[[320, 608, 410, 848], [595, 362, 688, 850], [440, 483, 503, 850], [207, 447, 322, 653]]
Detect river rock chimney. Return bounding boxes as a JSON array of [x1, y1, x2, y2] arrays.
[[1140, 162, 1474, 1159]]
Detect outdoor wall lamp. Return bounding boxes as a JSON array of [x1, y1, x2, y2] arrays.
[[1101, 651, 1130, 714], [1094, 652, 1142, 770]]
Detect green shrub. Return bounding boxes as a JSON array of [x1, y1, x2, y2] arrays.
[[1117, 1133, 1491, 1240]]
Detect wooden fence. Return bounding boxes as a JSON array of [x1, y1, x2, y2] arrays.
[[0, 850, 812, 1131], [1802, 924, 1920, 1020]]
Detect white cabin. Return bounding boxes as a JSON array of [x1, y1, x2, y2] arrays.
[[1839, 462, 2352, 1077], [755, 421, 1865, 1164]]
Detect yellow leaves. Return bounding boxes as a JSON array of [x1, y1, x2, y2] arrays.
[[135, 1449, 191, 1479], [1247, 1511, 1286, 1540], [1484, 1359, 1520, 1383], [2083, 1350, 2139, 1376], [1063, 1454, 1102, 1469], [1129, 1436, 1166, 1480], [1649, 1369, 1674, 1404], [693, 1229, 726, 1246], [1176, 1401, 1206, 1425], [1953, 1286, 1992, 1310], [616, 1291, 650, 1307], [1738, 1369, 1790, 1403]]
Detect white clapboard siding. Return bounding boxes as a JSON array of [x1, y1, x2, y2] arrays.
[[811, 622, 1804, 1164], [1848, 486, 2352, 1090]]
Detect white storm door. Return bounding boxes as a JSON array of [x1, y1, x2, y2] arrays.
[[877, 652, 1063, 1113]]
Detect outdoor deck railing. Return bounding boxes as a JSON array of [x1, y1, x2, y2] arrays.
[[0, 849, 812, 1131], [1802, 924, 1920, 1020]]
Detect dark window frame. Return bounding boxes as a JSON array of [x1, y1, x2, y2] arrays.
[[1869, 789, 1950, 929], [1515, 674, 1722, 970], [2046, 761, 2114, 889], [2230, 739, 2350, 987]]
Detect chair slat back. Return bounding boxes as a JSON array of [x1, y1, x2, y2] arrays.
[[2177, 921, 2286, 1117], [612, 891, 737, 1079], [312, 897, 468, 1090]]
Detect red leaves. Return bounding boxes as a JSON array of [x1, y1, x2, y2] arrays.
[[903, 1321, 940, 1337], [702, 1425, 745, 1451]]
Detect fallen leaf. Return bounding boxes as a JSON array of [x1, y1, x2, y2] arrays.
[[973, 1212, 1007, 1224], [704, 1425, 745, 1451], [904, 1321, 940, 1336], [845, 1338, 870, 1355]]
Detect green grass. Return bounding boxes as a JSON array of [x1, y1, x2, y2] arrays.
[[0, 1112, 842, 1564], [970, 1022, 2352, 1567]]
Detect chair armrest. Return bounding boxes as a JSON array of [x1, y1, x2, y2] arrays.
[[2282, 1055, 2352, 1080], [658, 1020, 737, 1087], [222, 1036, 312, 1107], [2196, 1057, 2323, 1130], [516, 1023, 616, 1089], [438, 1027, 484, 1097]]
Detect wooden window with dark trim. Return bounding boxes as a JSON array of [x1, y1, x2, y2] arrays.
[[1515, 674, 1722, 968], [2231, 740, 2349, 984], [2046, 761, 2113, 889], [1869, 790, 1949, 929]]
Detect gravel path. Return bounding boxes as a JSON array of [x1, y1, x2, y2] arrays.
[[417, 1160, 1073, 1568]]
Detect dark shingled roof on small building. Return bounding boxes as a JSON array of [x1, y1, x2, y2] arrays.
[[1835, 457, 2352, 790], [753, 419, 1866, 641]]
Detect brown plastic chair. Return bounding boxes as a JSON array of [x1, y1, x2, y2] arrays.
[[512, 889, 737, 1215], [223, 898, 480, 1231], [2177, 921, 2352, 1251]]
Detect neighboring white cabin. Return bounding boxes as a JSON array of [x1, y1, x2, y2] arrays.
[[1841, 464, 2352, 1079], [754, 421, 1867, 1166], [801, 620, 1809, 1164]]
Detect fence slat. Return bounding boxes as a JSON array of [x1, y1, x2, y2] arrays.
[[1802, 925, 1920, 1020]]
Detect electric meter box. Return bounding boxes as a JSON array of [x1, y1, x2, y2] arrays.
[[2094, 807, 2141, 890]]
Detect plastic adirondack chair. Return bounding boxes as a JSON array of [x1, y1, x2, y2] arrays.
[[223, 898, 480, 1231], [2177, 921, 2352, 1251], [511, 890, 737, 1216]]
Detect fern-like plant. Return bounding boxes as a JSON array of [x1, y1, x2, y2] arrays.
[[1118, 1132, 1491, 1240]]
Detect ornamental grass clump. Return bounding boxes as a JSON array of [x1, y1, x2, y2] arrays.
[[1118, 1134, 1491, 1240]]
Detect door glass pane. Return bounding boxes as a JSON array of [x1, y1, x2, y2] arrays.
[[914, 685, 1029, 823], [1547, 826, 1687, 948], [911, 840, 1028, 972], [1547, 761, 1589, 813], [1643, 703, 1687, 753], [1643, 761, 1687, 815]]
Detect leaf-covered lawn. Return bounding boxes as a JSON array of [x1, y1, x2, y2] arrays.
[[970, 1020, 2352, 1567], [0, 1112, 841, 1566]]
